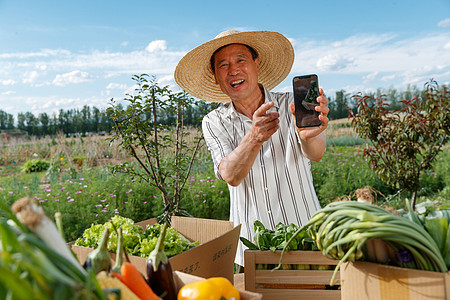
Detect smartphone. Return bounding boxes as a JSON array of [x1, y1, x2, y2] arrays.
[[293, 74, 321, 128]]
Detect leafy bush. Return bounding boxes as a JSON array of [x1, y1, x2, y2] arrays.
[[21, 159, 50, 173], [349, 80, 449, 208], [107, 74, 205, 223]]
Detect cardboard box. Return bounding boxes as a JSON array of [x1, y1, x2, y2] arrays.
[[244, 250, 341, 300], [71, 216, 241, 283], [173, 270, 262, 300], [341, 261, 450, 300]]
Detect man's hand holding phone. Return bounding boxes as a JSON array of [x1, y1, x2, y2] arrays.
[[290, 74, 329, 141]]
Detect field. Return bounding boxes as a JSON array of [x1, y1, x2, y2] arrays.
[[0, 119, 448, 241]]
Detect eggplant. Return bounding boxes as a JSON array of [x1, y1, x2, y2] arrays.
[[83, 227, 111, 274], [146, 222, 177, 300]]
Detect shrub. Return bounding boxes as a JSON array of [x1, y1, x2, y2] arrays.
[[21, 159, 50, 173], [349, 80, 449, 209]]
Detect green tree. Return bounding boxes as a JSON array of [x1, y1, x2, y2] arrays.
[[107, 74, 204, 222], [350, 80, 449, 209], [24, 112, 38, 135], [17, 113, 26, 131], [81, 105, 91, 133], [92, 106, 100, 132], [0, 110, 14, 129], [329, 90, 351, 120], [39, 112, 50, 136]]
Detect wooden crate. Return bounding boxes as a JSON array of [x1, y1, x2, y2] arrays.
[[244, 250, 341, 300]]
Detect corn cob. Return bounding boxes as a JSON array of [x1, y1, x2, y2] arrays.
[[96, 271, 140, 300]]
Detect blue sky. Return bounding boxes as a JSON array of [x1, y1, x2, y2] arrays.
[[0, 0, 449, 118]]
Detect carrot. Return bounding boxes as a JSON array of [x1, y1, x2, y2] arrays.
[[121, 262, 161, 300], [110, 271, 125, 283]]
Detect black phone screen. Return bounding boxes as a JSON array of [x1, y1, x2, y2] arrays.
[[293, 74, 321, 128]]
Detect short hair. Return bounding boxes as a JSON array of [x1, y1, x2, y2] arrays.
[[210, 44, 258, 73]]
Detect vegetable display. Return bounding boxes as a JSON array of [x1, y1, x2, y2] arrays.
[[75, 216, 199, 258], [277, 200, 450, 285], [0, 198, 213, 300], [0, 198, 106, 299]]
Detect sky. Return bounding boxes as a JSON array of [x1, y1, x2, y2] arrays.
[[0, 0, 449, 119]]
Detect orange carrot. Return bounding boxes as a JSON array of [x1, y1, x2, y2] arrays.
[[111, 271, 125, 283], [121, 262, 161, 300]]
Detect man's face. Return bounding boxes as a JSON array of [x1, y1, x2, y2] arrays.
[[212, 44, 260, 103]]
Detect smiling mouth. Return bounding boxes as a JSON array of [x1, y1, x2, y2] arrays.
[[230, 79, 244, 88]]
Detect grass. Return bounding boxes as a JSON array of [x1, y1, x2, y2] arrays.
[[1, 119, 448, 241]]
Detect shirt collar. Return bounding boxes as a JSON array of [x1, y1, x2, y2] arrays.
[[222, 85, 279, 120]]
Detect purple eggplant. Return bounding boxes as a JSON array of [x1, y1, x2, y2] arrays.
[[146, 222, 177, 300]]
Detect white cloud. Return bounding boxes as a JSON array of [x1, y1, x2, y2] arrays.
[[363, 72, 379, 83], [35, 64, 47, 71], [316, 54, 354, 71], [291, 32, 450, 90], [1, 30, 450, 118], [0, 48, 71, 59], [52, 70, 90, 86], [381, 74, 396, 82], [145, 40, 167, 52], [23, 70, 39, 84], [1, 79, 15, 86], [2, 91, 16, 95], [106, 82, 127, 89], [438, 18, 450, 27]]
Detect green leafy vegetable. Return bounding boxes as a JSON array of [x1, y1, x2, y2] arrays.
[[240, 220, 317, 252], [75, 216, 198, 258]]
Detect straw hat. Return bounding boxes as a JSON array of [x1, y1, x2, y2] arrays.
[[174, 30, 294, 103]]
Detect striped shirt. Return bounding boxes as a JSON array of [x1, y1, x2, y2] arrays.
[[202, 86, 321, 266]]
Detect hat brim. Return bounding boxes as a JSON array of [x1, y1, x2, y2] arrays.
[[174, 31, 294, 103]]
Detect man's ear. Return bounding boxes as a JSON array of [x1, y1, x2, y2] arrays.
[[212, 70, 219, 84]]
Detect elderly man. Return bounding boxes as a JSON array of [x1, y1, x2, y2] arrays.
[[175, 30, 329, 269]]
